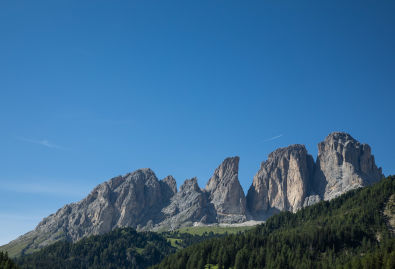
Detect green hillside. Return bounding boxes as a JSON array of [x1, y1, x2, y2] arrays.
[[14, 226, 232, 268], [163, 226, 253, 250], [176, 225, 254, 236], [153, 176, 395, 269], [16, 228, 175, 269]]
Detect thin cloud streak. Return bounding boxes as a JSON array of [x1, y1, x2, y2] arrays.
[[0, 213, 43, 222], [263, 134, 284, 142], [17, 137, 66, 150], [0, 182, 92, 198]]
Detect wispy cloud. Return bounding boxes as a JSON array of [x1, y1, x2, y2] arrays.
[[0, 181, 92, 198], [0, 214, 43, 245], [17, 137, 66, 150], [0, 213, 43, 222], [263, 134, 283, 142]]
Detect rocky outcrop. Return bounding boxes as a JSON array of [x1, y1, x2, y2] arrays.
[[37, 168, 169, 241], [314, 132, 383, 200], [303, 194, 321, 207], [246, 132, 383, 219], [5, 169, 174, 254], [205, 157, 247, 223], [157, 178, 216, 230], [246, 145, 315, 219], [160, 175, 177, 199]]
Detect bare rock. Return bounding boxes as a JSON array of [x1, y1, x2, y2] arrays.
[[303, 195, 321, 207], [7, 169, 174, 254], [205, 157, 247, 223], [160, 175, 177, 199], [247, 145, 315, 218], [157, 178, 216, 230], [314, 132, 383, 200]]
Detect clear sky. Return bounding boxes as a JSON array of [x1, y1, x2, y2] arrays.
[[1, 0, 394, 245]]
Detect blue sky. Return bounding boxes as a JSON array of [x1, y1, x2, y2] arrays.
[[1, 0, 395, 245]]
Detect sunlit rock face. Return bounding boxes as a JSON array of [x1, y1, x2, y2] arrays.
[[34, 169, 174, 242], [205, 157, 247, 223], [158, 177, 216, 230], [314, 132, 383, 200], [246, 145, 315, 218], [246, 132, 383, 219]]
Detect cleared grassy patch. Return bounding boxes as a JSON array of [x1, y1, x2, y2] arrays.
[[177, 225, 254, 235], [204, 264, 219, 269], [166, 238, 182, 249]]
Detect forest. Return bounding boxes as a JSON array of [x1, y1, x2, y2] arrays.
[[16, 228, 174, 269], [14, 224, 228, 268], [0, 251, 18, 269], [153, 176, 395, 269]]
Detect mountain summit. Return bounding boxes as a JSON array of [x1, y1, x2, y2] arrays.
[[314, 132, 383, 200], [246, 144, 315, 219], [246, 132, 383, 219], [205, 156, 247, 223]]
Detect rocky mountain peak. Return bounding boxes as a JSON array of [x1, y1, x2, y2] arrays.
[[267, 144, 310, 162], [18, 168, 173, 253], [159, 177, 216, 230], [160, 175, 177, 198], [124, 168, 158, 185], [205, 156, 246, 223], [205, 156, 239, 192], [247, 144, 315, 218], [314, 132, 383, 200], [180, 177, 200, 192], [325, 131, 355, 142]]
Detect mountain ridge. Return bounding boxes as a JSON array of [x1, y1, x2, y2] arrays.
[[1, 132, 384, 257]]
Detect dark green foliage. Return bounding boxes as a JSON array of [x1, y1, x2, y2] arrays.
[[17, 228, 175, 269], [15, 224, 226, 269], [153, 176, 395, 269], [163, 230, 228, 248], [0, 251, 19, 269]]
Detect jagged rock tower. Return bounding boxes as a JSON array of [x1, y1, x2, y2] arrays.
[[205, 156, 247, 223], [246, 145, 315, 219], [246, 132, 383, 219]]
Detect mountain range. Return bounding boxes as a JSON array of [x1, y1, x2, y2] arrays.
[[1, 132, 383, 256]]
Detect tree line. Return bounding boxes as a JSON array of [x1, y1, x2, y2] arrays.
[[153, 176, 395, 269]]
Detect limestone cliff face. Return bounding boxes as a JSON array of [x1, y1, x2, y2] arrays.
[[160, 175, 177, 199], [314, 132, 383, 200], [158, 178, 216, 230], [246, 132, 383, 219], [246, 145, 315, 218], [205, 157, 247, 222], [38, 168, 169, 241], [8, 169, 174, 254]]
